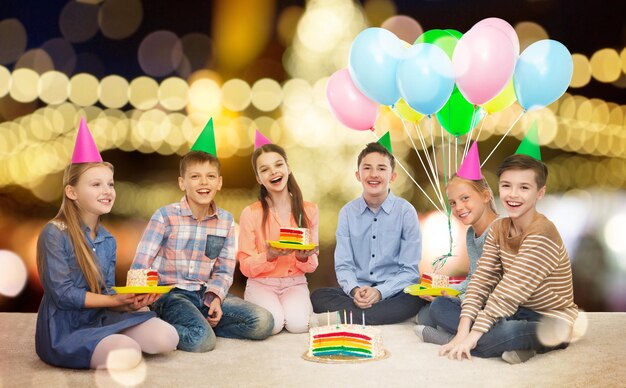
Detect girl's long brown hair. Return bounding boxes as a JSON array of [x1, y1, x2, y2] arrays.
[[37, 162, 114, 294], [252, 144, 309, 235]]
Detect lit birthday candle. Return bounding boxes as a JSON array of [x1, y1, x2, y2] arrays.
[[343, 310, 347, 325], [336, 311, 340, 328], [327, 311, 330, 326], [362, 311, 365, 327], [350, 311, 353, 325]]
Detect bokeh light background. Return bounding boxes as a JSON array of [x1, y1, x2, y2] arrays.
[[1, 0, 625, 314]]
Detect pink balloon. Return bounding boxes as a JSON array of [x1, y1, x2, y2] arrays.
[[326, 68, 378, 131], [473, 17, 520, 56], [452, 25, 517, 105]]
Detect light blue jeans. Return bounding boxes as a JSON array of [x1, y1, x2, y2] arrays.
[[429, 296, 569, 358], [151, 287, 274, 352]]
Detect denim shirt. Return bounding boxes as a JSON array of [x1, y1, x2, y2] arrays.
[[334, 192, 422, 300], [39, 221, 117, 309], [35, 221, 155, 369]]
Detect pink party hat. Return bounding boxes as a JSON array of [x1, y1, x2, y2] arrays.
[[457, 142, 482, 180], [71, 118, 103, 163], [254, 130, 272, 149]]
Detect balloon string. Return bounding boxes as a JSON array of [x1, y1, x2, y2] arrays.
[[414, 120, 446, 207], [370, 130, 443, 214], [482, 110, 526, 167], [433, 202, 454, 272], [436, 118, 447, 201], [462, 105, 479, 163], [455, 136, 458, 172], [447, 132, 451, 180], [429, 117, 439, 187], [447, 207, 453, 256], [473, 114, 488, 149], [415, 120, 439, 185], [441, 132, 453, 260], [442, 133, 448, 190], [439, 122, 453, 262], [401, 120, 445, 208]]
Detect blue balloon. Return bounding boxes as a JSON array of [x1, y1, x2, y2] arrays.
[[396, 43, 455, 115], [349, 28, 405, 106], [513, 39, 573, 111]]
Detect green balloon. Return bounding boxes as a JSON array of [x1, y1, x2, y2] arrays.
[[414, 29, 461, 59], [445, 29, 463, 40], [436, 87, 485, 137]]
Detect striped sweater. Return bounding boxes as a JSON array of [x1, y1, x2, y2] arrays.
[[460, 212, 578, 333]]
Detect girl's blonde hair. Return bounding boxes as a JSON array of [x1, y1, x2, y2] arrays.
[[37, 162, 114, 294], [447, 174, 497, 214]]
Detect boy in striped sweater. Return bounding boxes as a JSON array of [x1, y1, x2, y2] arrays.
[[434, 154, 577, 364]]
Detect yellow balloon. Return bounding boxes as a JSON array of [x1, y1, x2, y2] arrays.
[[392, 98, 424, 123], [481, 80, 517, 114]]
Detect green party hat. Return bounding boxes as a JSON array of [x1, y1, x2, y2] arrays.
[[515, 121, 541, 161], [191, 118, 217, 156], [378, 131, 392, 154]]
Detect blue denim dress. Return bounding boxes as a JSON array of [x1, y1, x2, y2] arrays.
[[35, 222, 155, 369]]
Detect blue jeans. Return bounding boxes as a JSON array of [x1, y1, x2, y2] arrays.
[[429, 297, 569, 358], [151, 288, 274, 352], [310, 287, 427, 325], [416, 302, 436, 327]]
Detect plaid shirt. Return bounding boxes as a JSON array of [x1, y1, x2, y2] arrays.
[[132, 196, 235, 306]]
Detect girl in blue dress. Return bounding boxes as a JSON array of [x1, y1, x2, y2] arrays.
[[35, 161, 179, 369]]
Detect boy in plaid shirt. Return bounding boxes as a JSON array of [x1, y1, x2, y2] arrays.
[[132, 151, 273, 352]]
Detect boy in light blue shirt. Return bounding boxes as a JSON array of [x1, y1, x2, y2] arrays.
[[311, 142, 426, 324]]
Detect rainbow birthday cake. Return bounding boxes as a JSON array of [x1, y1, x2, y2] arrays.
[[279, 227, 311, 246], [308, 324, 383, 359], [126, 269, 159, 287]]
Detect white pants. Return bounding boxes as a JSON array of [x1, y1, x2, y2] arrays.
[[244, 276, 313, 335]]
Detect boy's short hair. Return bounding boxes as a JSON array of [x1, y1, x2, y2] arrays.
[[180, 151, 221, 177], [497, 154, 548, 188], [357, 142, 395, 170]]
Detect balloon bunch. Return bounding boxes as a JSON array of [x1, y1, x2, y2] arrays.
[[327, 17, 573, 213]]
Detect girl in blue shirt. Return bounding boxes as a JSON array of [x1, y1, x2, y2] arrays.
[[415, 174, 498, 344], [35, 161, 178, 369]]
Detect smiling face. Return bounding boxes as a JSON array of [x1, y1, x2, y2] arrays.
[[498, 169, 545, 226], [356, 151, 397, 202], [65, 165, 116, 220], [255, 151, 290, 195], [178, 161, 222, 211], [447, 179, 492, 227]]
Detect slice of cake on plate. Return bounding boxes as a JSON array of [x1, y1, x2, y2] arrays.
[[126, 269, 159, 287], [279, 227, 311, 246]]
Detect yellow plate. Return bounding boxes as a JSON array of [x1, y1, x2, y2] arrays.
[[267, 241, 318, 250], [403, 283, 461, 297], [112, 286, 174, 294]]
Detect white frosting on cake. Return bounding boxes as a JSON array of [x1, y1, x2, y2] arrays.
[[126, 269, 158, 287], [431, 273, 449, 288]]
